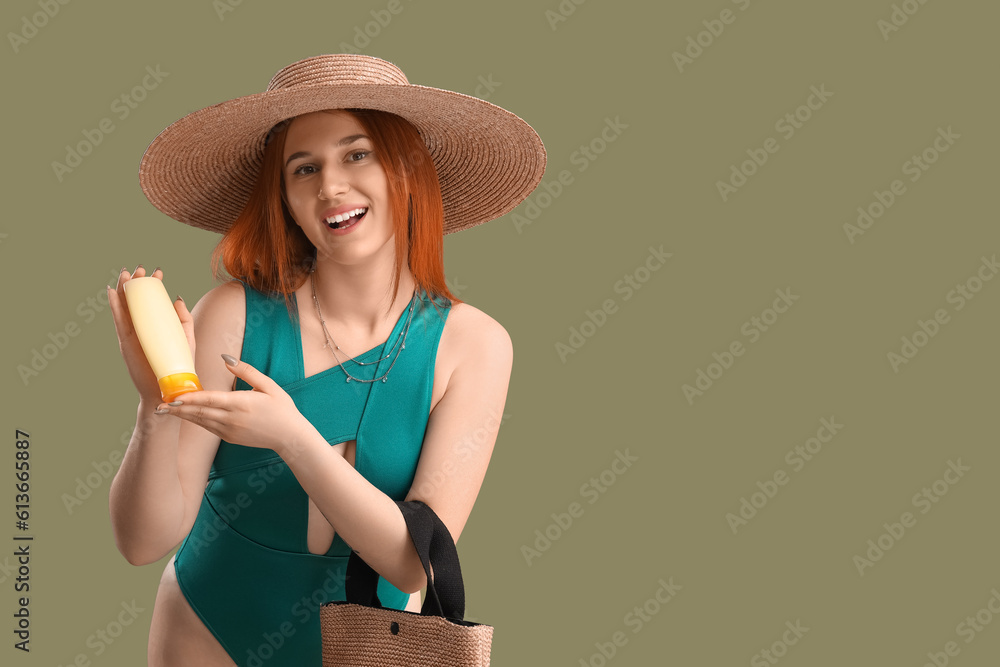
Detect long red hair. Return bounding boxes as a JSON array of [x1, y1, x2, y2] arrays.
[[210, 108, 461, 321]]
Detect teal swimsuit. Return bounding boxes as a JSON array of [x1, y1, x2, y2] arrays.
[[173, 279, 451, 666]]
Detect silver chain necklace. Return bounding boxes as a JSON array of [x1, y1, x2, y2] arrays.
[[309, 270, 415, 383]]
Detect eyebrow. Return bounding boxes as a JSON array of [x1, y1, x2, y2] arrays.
[[284, 134, 370, 168]]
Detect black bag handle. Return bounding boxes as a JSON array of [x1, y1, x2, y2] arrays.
[[345, 499, 466, 620]]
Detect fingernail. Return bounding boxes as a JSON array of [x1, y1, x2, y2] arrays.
[[222, 353, 238, 366], [154, 408, 168, 415], [168, 400, 183, 406], [153, 266, 161, 274], [133, 264, 143, 273], [175, 295, 184, 303]]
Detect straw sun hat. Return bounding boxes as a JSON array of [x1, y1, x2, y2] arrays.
[[138, 54, 547, 235]]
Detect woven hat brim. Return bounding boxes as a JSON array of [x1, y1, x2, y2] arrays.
[[138, 83, 547, 235]]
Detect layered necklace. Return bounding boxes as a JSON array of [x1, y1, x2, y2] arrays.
[[309, 270, 416, 383]]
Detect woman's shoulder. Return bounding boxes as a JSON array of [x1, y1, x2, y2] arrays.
[[432, 300, 513, 412], [195, 278, 246, 313], [184, 280, 249, 388], [439, 299, 513, 365], [189, 279, 247, 340]]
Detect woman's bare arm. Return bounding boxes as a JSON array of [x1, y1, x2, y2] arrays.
[[278, 303, 512, 593], [108, 275, 246, 565]]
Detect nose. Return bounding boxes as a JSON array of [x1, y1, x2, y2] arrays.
[[318, 169, 349, 200]]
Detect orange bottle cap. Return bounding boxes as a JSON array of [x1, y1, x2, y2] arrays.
[[158, 373, 203, 404]]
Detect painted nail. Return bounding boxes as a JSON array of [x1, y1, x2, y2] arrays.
[[153, 266, 161, 275], [222, 353, 238, 366], [168, 400, 184, 406], [154, 408, 168, 415]]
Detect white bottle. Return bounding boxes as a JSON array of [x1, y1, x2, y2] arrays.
[[122, 276, 203, 402]]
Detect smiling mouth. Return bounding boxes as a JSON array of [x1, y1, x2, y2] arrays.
[[326, 207, 368, 229]]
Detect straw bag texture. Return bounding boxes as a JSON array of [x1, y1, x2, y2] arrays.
[[321, 500, 493, 666]]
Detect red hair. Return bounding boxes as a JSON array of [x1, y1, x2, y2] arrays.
[[210, 108, 461, 321]]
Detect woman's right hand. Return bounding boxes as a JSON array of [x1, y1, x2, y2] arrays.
[[107, 266, 196, 407]]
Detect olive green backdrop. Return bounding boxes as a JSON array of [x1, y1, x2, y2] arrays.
[[2, 0, 998, 664]]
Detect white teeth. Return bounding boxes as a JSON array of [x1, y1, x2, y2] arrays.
[[325, 208, 366, 224]]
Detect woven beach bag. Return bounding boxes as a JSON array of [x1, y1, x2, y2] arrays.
[[321, 500, 493, 666]]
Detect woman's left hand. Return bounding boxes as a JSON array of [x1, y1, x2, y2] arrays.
[[154, 353, 314, 456]]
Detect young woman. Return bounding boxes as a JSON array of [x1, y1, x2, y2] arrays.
[[107, 54, 545, 666]]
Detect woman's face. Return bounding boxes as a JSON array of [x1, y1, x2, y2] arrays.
[[281, 110, 393, 264]]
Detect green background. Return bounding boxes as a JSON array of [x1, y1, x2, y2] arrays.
[[3, 0, 999, 664]]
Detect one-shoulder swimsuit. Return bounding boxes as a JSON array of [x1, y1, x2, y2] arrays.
[[172, 280, 451, 666]]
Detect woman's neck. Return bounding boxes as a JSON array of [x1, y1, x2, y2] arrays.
[[307, 253, 417, 338]]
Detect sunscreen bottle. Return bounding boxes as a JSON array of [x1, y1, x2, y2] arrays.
[[122, 276, 203, 403]]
